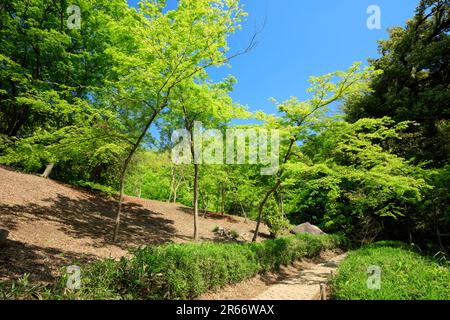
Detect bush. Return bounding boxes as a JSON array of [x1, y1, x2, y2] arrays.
[[263, 209, 292, 238], [83, 233, 345, 300], [230, 230, 240, 239], [331, 241, 450, 300]]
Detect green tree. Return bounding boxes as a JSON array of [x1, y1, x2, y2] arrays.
[[109, 0, 247, 241], [252, 63, 378, 241], [285, 118, 429, 244], [0, 0, 135, 182], [160, 77, 246, 240], [345, 0, 450, 166]]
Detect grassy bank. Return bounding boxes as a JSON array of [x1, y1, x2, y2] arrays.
[[331, 241, 450, 300], [1, 233, 346, 300]]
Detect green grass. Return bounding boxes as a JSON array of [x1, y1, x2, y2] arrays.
[[0, 233, 347, 300], [331, 241, 450, 300]]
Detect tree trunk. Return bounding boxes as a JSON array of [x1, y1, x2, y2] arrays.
[[113, 105, 165, 242], [221, 183, 225, 215], [193, 163, 199, 241], [240, 202, 248, 224], [173, 185, 178, 204], [200, 191, 209, 217], [252, 180, 281, 242], [41, 163, 55, 179], [216, 185, 221, 213], [168, 166, 176, 203], [113, 162, 129, 242], [203, 200, 209, 217]]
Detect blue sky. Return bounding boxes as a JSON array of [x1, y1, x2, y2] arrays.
[[127, 0, 418, 115]]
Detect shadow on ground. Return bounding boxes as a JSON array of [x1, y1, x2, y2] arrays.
[[0, 193, 178, 249], [0, 239, 99, 283]]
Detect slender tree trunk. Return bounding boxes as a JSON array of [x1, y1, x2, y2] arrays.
[[185, 115, 199, 240], [173, 184, 178, 204], [203, 199, 209, 217], [252, 139, 296, 242], [113, 158, 131, 242], [240, 202, 248, 224], [221, 183, 225, 215], [168, 166, 176, 203], [216, 185, 221, 213], [252, 180, 281, 242], [193, 163, 199, 241], [200, 191, 209, 217], [113, 106, 164, 242], [190, 138, 199, 240], [41, 163, 55, 179]]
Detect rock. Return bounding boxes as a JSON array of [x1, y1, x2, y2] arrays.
[[291, 223, 325, 235], [214, 226, 242, 242], [215, 227, 226, 236], [0, 229, 9, 247], [239, 233, 251, 243]]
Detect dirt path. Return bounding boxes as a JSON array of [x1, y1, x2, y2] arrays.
[[253, 253, 346, 300], [200, 251, 346, 301]]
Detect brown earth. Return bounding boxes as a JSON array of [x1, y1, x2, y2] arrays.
[[199, 250, 346, 301], [0, 166, 269, 284]]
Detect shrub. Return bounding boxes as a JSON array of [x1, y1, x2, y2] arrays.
[[123, 243, 260, 299], [1, 234, 346, 300], [264, 211, 292, 238], [230, 230, 240, 239], [331, 241, 450, 300], [115, 233, 345, 299]]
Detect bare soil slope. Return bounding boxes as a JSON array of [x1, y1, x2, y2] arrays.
[[0, 166, 268, 283]]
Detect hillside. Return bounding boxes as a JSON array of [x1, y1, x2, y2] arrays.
[[0, 166, 268, 284]]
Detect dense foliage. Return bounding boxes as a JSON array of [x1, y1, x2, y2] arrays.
[[331, 241, 450, 300], [284, 118, 430, 244]]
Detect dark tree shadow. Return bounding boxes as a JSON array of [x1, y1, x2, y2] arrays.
[[0, 239, 99, 284], [0, 193, 178, 250]]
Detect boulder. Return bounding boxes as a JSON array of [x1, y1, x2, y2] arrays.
[[291, 223, 325, 235], [0, 229, 9, 247]]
